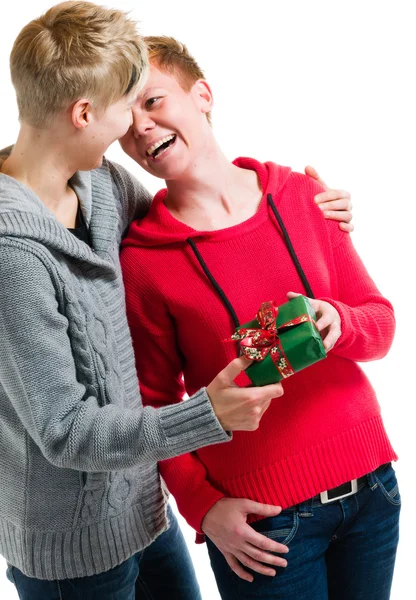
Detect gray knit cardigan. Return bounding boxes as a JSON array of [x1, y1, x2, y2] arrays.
[[0, 147, 229, 580]]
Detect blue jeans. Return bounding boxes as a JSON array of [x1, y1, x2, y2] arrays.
[[207, 463, 401, 600], [6, 504, 201, 600]]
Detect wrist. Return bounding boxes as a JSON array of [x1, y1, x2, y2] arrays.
[[201, 497, 227, 533]]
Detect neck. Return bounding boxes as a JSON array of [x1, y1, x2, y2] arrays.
[[1, 123, 80, 226], [164, 142, 262, 230]]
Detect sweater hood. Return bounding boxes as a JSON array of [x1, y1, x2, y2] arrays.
[[0, 145, 115, 270], [122, 157, 292, 248]]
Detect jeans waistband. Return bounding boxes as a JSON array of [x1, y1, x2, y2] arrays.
[[298, 463, 391, 512]]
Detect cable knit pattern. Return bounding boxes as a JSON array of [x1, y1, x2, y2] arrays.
[[0, 146, 230, 580]]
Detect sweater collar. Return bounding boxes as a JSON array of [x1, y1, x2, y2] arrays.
[[122, 156, 292, 248]]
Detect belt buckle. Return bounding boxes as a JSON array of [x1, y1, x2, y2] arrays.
[[320, 479, 358, 504]]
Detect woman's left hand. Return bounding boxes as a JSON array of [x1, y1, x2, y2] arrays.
[[305, 165, 353, 233], [287, 292, 341, 352]]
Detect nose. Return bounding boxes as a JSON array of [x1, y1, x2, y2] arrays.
[[131, 106, 155, 138]]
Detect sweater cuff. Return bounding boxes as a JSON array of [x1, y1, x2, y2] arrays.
[[195, 487, 226, 543], [191, 488, 226, 535], [158, 388, 231, 456]]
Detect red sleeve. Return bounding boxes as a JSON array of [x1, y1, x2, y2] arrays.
[[320, 219, 395, 362], [121, 247, 225, 533]]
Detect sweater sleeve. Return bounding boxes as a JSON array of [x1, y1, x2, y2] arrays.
[[0, 243, 230, 472], [121, 247, 226, 533], [319, 218, 396, 362]]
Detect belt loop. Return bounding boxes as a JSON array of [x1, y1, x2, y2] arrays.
[[367, 467, 378, 491], [298, 498, 314, 517]]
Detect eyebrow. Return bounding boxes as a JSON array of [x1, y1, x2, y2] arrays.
[[143, 87, 165, 94]]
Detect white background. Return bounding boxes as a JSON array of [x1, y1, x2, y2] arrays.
[[0, 1, 414, 598]]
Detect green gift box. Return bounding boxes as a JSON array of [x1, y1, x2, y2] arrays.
[[232, 295, 327, 386]]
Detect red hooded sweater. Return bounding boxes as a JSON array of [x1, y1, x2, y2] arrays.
[[121, 157, 397, 537]]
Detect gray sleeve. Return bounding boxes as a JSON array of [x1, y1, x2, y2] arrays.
[[105, 159, 152, 236], [0, 244, 229, 472]]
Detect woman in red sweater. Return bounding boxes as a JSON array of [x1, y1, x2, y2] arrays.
[[120, 37, 399, 600]]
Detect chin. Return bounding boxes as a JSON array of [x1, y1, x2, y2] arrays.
[[164, 166, 189, 182], [88, 155, 104, 171], [152, 160, 189, 182]]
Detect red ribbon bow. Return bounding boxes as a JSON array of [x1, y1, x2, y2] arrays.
[[231, 300, 314, 379]]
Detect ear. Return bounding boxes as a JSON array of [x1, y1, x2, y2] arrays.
[[192, 80, 213, 115], [71, 98, 94, 130]]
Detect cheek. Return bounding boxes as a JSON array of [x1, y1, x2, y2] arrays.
[[119, 132, 135, 158], [119, 114, 133, 138], [109, 110, 133, 140]]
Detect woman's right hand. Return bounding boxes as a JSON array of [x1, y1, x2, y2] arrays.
[[206, 356, 284, 431], [202, 497, 289, 582]]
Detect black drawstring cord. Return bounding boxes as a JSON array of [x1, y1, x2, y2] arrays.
[[186, 238, 240, 329], [186, 194, 314, 330], [267, 194, 315, 299]]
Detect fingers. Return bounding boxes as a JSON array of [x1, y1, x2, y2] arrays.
[[304, 165, 328, 190], [321, 210, 352, 223], [225, 553, 254, 582], [240, 499, 282, 517], [315, 315, 341, 351], [245, 528, 289, 556], [241, 542, 288, 568], [321, 323, 341, 351], [287, 291, 301, 300], [315, 191, 353, 231], [207, 376, 284, 432], [339, 221, 354, 233], [316, 198, 352, 214], [286, 295, 341, 352], [306, 168, 354, 231], [314, 189, 351, 206], [259, 382, 284, 399], [314, 310, 335, 333], [259, 399, 272, 420], [205, 498, 290, 582], [217, 355, 254, 384], [287, 292, 321, 321], [316, 196, 352, 211], [234, 550, 277, 577]]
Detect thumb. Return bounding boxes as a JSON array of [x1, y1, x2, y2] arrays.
[[287, 291, 318, 312], [287, 291, 302, 300], [305, 165, 328, 190], [242, 499, 282, 517], [220, 355, 253, 383]]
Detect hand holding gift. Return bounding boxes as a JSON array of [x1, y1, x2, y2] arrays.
[[231, 294, 338, 386], [286, 292, 341, 352]]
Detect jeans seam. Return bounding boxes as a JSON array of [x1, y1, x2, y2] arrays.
[[56, 580, 63, 600], [135, 574, 155, 600], [375, 476, 401, 506]]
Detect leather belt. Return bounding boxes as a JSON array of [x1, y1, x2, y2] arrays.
[[316, 463, 389, 504]]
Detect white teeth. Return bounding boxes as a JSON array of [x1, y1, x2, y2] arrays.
[[147, 134, 175, 156]]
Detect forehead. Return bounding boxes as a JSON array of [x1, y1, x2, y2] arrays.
[[142, 63, 184, 92]]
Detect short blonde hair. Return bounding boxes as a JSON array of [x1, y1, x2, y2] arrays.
[[10, 1, 149, 128], [144, 36, 212, 125]]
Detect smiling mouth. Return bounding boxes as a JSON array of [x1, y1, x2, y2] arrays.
[[146, 134, 177, 159]]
